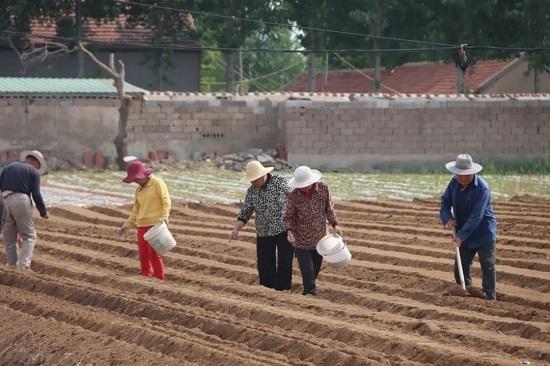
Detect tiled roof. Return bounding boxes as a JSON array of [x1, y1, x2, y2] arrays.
[[0, 77, 148, 96], [28, 14, 196, 47], [285, 59, 516, 94]]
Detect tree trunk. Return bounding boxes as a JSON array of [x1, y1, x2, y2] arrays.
[[456, 65, 465, 93], [226, 51, 236, 92], [373, 38, 381, 92], [79, 44, 130, 171], [114, 96, 131, 170], [75, 0, 84, 77], [307, 52, 316, 92]]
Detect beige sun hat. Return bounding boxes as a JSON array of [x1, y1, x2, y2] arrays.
[[20, 150, 47, 175], [242, 160, 274, 182], [288, 166, 322, 189], [445, 154, 483, 175]]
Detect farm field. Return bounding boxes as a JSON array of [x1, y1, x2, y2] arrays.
[[1, 194, 549, 365], [42, 170, 550, 204]]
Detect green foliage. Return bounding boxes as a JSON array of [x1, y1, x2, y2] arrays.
[[1, 0, 548, 90], [200, 26, 305, 92]]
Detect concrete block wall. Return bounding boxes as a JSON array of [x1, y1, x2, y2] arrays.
[[127, 96, 281, 159], [0, 93, 549, 171], [282, 96, 550, 170], [0, 97, 119, 167]]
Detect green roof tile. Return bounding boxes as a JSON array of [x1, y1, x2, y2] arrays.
[[0, 77, 148, 95]]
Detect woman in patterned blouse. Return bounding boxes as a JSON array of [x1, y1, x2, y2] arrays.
[[230, 160, 294, 291], [284, 166, 343, 296]]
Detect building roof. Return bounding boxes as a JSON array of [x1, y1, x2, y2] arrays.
[[285, 59, 518, 94], [0, 77, 148, 96], [27, 14, 196, 49]]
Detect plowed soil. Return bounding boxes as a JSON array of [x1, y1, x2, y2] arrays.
[[1, 197, 549, 365]]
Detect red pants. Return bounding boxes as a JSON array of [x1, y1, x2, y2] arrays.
[[137, 226, 165, 280]]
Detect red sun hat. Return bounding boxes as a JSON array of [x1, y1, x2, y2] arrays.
[[122, 160, 153, 183]]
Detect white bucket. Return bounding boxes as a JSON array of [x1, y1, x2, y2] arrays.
[[143, 222, 176, 254], [316, 234, 351, 268]]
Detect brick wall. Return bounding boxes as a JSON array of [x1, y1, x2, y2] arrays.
[[282, 96, 550, 170], [127, 95, 281, 160], [0, 93, 548, 170]]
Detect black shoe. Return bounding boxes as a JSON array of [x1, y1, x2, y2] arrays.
[[303, 290, 316, 296]]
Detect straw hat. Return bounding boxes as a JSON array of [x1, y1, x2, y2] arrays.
[[445, 154, 483, 175], [242, 160, 273, 182], [288, 166, 322, 189], [20, 150, 47, 175], [123, 160, 153, 183]]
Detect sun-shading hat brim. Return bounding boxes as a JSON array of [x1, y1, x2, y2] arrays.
[[288, 169, 322, 189]]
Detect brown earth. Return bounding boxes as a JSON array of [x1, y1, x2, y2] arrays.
[[1, 198, 550, 365]]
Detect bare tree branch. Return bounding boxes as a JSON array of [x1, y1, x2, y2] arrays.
[[79, 42, 119, 79]]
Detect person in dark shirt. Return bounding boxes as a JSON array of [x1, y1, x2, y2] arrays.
[[440, 154, 497, 300], [0, 150, 49, 270], [230, 160, 294, 291]]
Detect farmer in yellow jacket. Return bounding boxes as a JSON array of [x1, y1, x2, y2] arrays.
[[118, 160, 171, 280]]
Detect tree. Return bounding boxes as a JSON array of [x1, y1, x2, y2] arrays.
[[201, 26, 305, 92], [122, 0, 198, 90], [194, 0, 285, 92], [516, 0, 550, 92], [80, 42, 130, 170]]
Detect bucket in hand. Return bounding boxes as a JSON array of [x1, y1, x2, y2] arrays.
[[143, 222, 176, 254], [316, 234, 351, 268]]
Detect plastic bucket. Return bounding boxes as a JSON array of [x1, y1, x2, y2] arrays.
[[143, 222, 176, 254], [316, 234, 344, 256], [316, 234, 351, 268], [324, 246, 352, 268]]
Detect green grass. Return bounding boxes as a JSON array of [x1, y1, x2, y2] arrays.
[[43, 169, 550, 204]]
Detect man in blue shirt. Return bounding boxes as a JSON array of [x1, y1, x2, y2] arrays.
[[440, 154, 497, 300], [0, 150, 49, 270]]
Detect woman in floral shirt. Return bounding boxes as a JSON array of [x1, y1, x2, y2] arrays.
[[284, 166, 343, 296]]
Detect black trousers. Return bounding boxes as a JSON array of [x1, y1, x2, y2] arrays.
[[256, 232, 294, 290], [295, 248, 323, 295], [454, 241, 497, 300]]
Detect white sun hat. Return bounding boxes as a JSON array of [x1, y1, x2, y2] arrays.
[[242, 160, 274, 182], [123, 155, 138, 163], [19, 150, 47, 175], [445, 154, 483, 175], [288, 166, 322, 189]]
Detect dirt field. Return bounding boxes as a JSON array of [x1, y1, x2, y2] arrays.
[[1, 197, 549, 365]]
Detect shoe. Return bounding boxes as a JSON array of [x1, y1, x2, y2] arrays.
[[16, 264, 32, 272], [303, 290, 317, 296], [483, 292, 497, 301]]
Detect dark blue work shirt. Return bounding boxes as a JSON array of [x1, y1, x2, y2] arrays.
[[440, 175, 496, 248], [0, 161, 47, 216]]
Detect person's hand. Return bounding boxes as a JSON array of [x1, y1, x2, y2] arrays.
[[333, 225, 343, 237], [452, 232, 463, 247], [117, 225, 127, 236], [41, 212, 50, 219], [443, 219, 456, 229], [229, 228, 239, 242], [287, 230, 295, 244]]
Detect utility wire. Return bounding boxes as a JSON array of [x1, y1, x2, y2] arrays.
[[201, 58, 304, 85], [116, 0, 455, 48], [333, 52, 400, 94], [1, 30, 461, 53], [3, 30, 550, 55]]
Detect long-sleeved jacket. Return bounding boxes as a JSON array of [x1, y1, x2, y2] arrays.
[[283, 182, 338, 250], [440, 175, 497, 248], [124, 175, 171, 228], [0, 161, 47, 216], [237, 174, 291, 237]]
